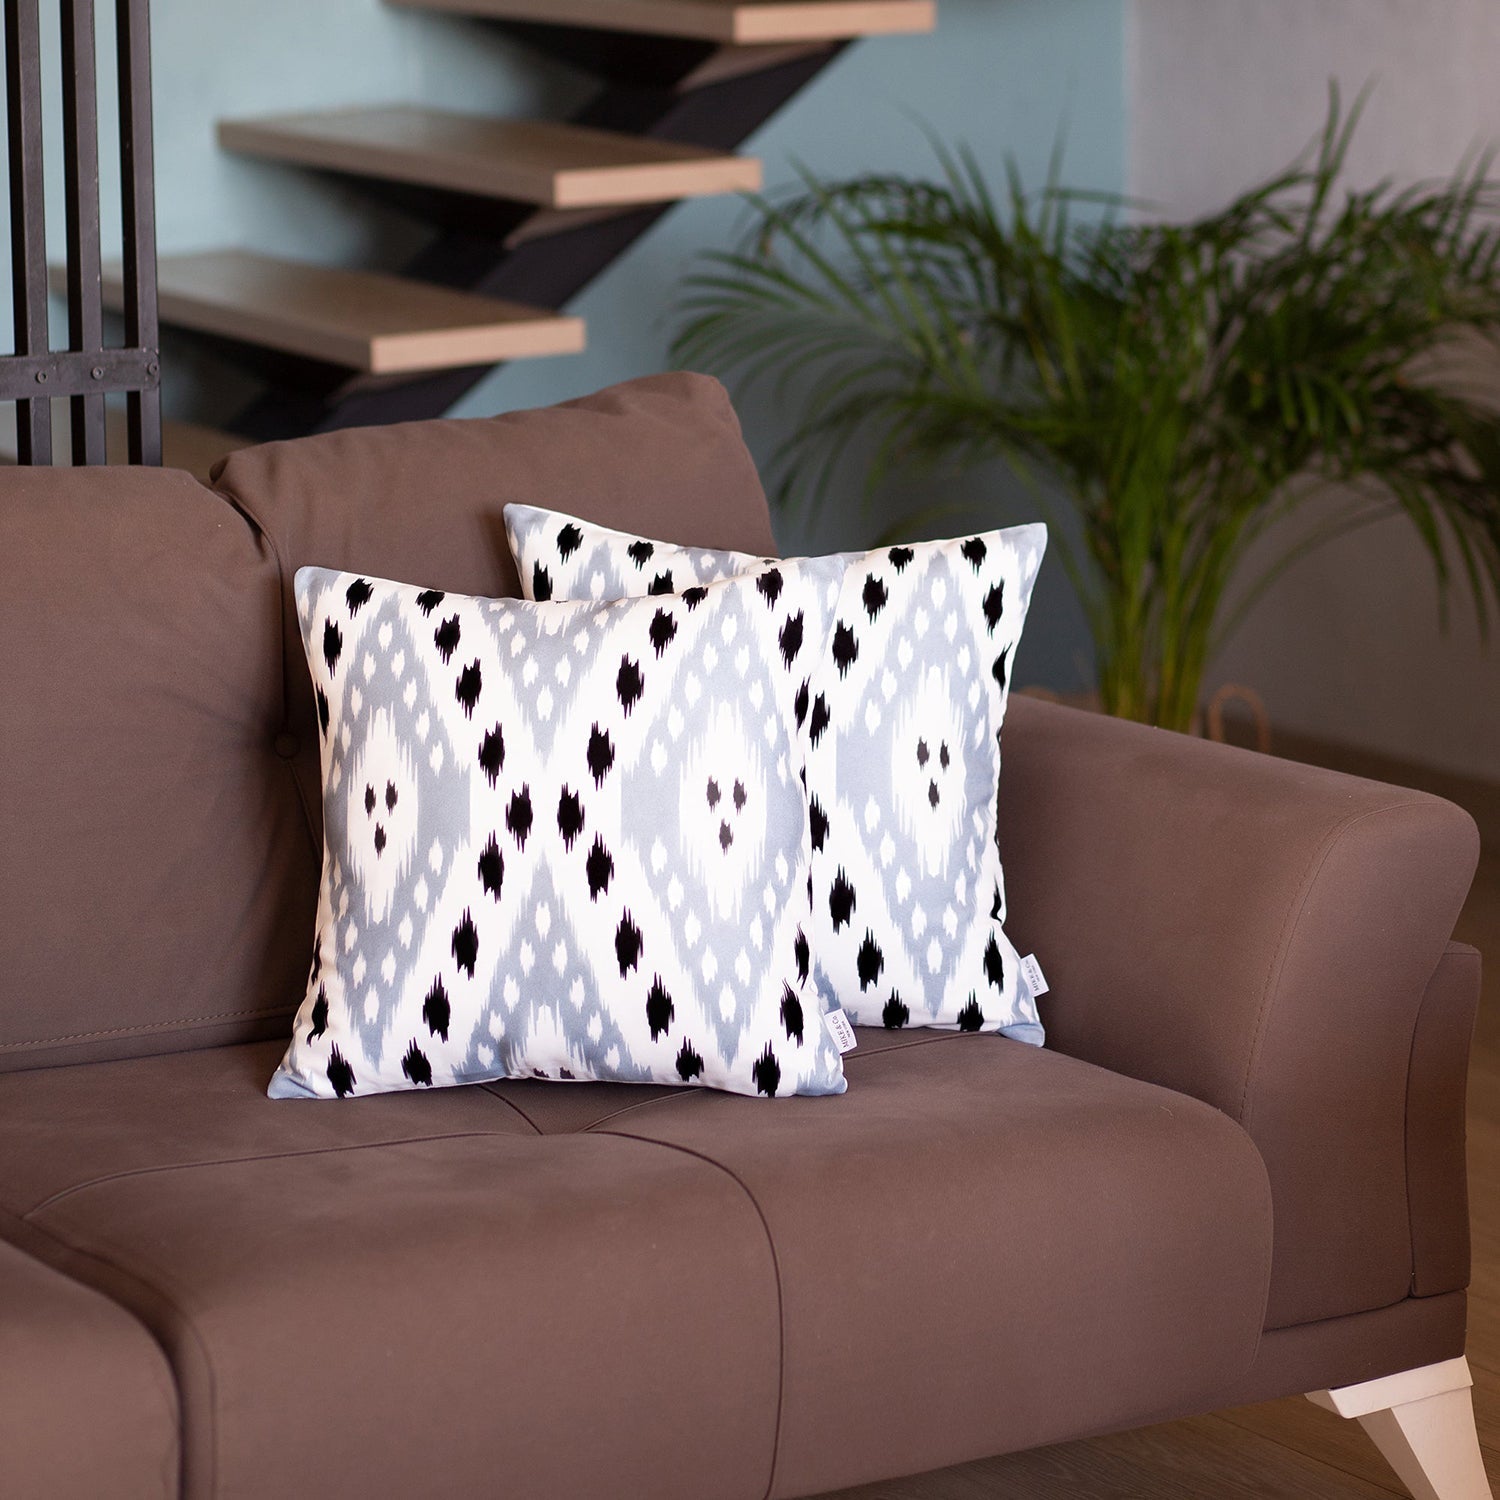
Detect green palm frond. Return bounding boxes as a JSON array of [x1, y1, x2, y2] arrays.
[[671, 86, 1500, 729]]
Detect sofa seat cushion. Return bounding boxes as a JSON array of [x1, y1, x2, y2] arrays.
[[493, 1029, 1275, 1499], [0, 1043, 781, 1500], [0, 1033, 1272, 1500], [0, 1238, 179, 1500]]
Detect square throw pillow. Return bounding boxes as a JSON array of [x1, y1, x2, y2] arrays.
[[505, 504, 1048, 1042], [271, 559, 849, 1100]]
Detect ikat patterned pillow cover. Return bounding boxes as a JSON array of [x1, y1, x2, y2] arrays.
[[504, 504, 1048, 1042], [270, 559, 849, 1101]]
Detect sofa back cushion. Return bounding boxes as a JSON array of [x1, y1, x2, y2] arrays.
[[0, 376, 774, 1071], [212, 374, 777, 856], [0, 465, 316, 1070]]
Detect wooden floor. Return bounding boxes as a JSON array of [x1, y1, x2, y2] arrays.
[[824, 858, 1500, 1499]]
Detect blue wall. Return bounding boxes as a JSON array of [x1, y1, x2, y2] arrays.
[[17, 0, 1126, 688], [476, 0, 1126, 697]]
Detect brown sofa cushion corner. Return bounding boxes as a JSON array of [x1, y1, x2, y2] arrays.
[[0, 465, 315, 1070], [0, 1237, 179, 1500]]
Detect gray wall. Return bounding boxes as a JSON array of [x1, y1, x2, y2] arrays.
[[1128, 0, 1500, 777]]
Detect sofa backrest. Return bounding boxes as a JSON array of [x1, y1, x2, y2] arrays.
[[0, 373, 777, 1070], [0, 464, 314, 1071], [210, 374, 775, 861]]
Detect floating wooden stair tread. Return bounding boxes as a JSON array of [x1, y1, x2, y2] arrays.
[[89, 250, 586, 373], [219, 107, 762, 209], [388, 0, 935, 44]]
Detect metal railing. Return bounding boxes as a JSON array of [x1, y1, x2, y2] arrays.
[[3, 0, 159, 465]]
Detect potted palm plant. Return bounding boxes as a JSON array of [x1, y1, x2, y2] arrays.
[[672, 93, 1500, 731]]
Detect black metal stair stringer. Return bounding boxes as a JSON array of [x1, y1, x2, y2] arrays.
[[228, 40, 848, 440]]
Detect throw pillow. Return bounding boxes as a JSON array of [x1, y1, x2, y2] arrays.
[[270, 560, 849, 1100], [504, 504, 1048, 1041]]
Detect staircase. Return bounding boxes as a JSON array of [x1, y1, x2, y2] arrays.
[[117, 0, 936, 460]]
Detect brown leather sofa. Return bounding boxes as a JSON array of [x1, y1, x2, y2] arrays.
[[0, 374, 1484, 1500]]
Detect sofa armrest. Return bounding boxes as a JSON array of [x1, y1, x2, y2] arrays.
[[0, 1237, 179, 1499], [1407, 941, 1482, 1299], [999, 696, 1481, 1330]]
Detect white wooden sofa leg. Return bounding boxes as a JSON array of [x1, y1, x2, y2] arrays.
[[1306, 1356, 1492, 1500]]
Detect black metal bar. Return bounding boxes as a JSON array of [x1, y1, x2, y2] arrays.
[[62, 0, 107, 464], [231, 44, 847, 439], [116, 0, 161, 465], [0, 347, 160, 401], [6, 0, 52, 464]]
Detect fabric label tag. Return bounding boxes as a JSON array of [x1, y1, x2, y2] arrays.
[[824, 1008, 858, 1054], [1020, 953, 1050, 999]]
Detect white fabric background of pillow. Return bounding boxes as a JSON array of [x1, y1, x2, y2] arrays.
[[505, 504, 1047, 1043], [272, 560, 849, 1101]]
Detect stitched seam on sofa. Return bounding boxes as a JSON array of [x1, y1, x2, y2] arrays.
[[1402, 961, 1426, 1301], [0, 1004, 296, 1050], [1248, 1145, 1276, 1349], [473, 1084, 545, 1135], [1402, 943, 1482, 1298], [594, 1129, 787, 1500], [1, 1203, 209, 1500], [1262, 1284, 1432, 1334], [841, 1032, 983, 1062], [21, 1129, 530, 1217], [211, 478, 323, 857], [562, 1089, 712, 1132], [1237, 800, 1421, 1130]]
